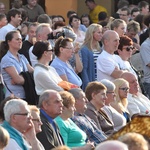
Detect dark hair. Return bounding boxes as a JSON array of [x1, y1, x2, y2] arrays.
[[57, 15, 65, 22], [0, 30, 20, 61], [117, 0, 129, 9], [134, 14, 144, 30], [67, 10, 76, 18], [143, 14, 150, 27], [69, 15, 80, 27], [85, 81, 106, 101], [80, 13, 92, 25], [54, 37, 73, 57], [7, 8, 21, 23], [131, 7, 140, 15], [99, 21, 108, 27], [98, 11, 107, 21], [118, 35, 133, 50], [53, 21, 66, 30], [120, 7, 131, 15], [85, 0, 95, 3], [138, 1, 149, 11], [37, 14, 52, 24], [32, 41, 50, 60]]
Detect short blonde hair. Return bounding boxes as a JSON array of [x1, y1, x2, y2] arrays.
[[0, 126, 9, 149]]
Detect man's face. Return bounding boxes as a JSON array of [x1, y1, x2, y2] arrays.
[[126, 30, 137, 39], [131, 11, 140, 20], [28, 25, 37, 43], [28, 0, 37, 7], [37, 26, 52, 41], [86, 1, 94, 10], [44, 92, 63, 119], [105, 32, 120, 53], [119, 10, 129, 23], [142, 5, 149, 15], [12, 105, 32, 133], [11, 14, 22, 27], [75, 91, 88, 114], [125, 75, 139, 94]]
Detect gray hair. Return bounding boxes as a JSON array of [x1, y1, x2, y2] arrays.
[[38, 90, 58, 108], [4, 99, 28, 122], [68, 88, 83, 100], [36, 23, 51, 36], [100, 79, 116, 91]]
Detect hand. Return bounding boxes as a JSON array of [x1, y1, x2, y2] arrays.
[[74, 42, 81, 54], [84, 141, 95, 150]]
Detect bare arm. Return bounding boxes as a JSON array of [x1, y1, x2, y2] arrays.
[[5, 66, 24, 85], [60, 75, 68, 81], [27, 64, 34, 73], [111, 67, 125, 79], [74, 52, 83, 73]]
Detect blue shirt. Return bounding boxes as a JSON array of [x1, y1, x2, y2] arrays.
[[1, 51, 29, 98], [71, 113, 107, 146], [51, 57, 82, 87]]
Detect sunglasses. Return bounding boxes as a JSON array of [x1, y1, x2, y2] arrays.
[[124, 46, 134, 51], [119, 87, 129, 92]]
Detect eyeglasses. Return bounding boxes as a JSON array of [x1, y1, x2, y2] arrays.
[[119, 87, 129, 92], [14, 112, 31, 117], [32, 118, 42, 123], [123, 46, 135, 51]]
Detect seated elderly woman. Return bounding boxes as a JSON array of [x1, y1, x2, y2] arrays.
[[55, 91, 94, 150], [32, 41, 64, 95], [51, 37, 82, 87], [111, 78, 130, 123], [100, 79, 127, 131], [84, 81, 115, 136]]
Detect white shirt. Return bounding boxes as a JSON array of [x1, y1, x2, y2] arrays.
[[0, 23, 16, 41], [97, 50, 120, 81], [127, 92, 150, 116], [29, 46, 38, 67]]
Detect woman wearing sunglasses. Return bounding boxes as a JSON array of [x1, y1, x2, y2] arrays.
[[115, 35, 137, 78], [111, 78, 130, 123]]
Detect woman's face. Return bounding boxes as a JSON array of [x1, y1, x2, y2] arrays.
[[119, 83, 129, 99], [93, 89, 107, 108], [118, 45, 133, 61], [81, 16, 90, 28], [8, 32, 22, 51], [114, 23, 126, 37], [66, 103, 76, 118], [106, 90, 116, 104], [71, 17, 80, 28], [31, 111, 43, 134], [61, 41, 74, 60], [45, 44, 53, 61], [93, 27, 103, 42]]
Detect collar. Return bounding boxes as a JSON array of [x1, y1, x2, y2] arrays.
[[40, 109, 54, 124]]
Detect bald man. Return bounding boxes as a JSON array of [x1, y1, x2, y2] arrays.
[[95, 140, 128, 150], [121, 72, 150, 117], [97, 30, 124, 81]]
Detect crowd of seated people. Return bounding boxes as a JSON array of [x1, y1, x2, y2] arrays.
[[1, 0, 150, 149]]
